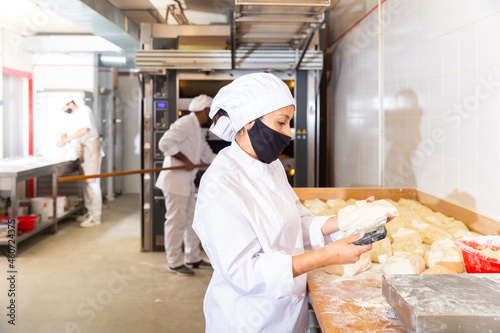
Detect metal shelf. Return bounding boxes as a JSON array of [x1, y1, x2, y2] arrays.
[[0, 157, 81, 247]]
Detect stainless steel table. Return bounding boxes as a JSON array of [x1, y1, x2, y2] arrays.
[[0, 156, 80, 246]]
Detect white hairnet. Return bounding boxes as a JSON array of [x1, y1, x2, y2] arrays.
[[209, 73, 295, 141], [189, 94, 213, 112]]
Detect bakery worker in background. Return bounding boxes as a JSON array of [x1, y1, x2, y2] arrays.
[[155, 94, 217, 276], [56, 96, 103, 228], [193, 73, 372, 332]]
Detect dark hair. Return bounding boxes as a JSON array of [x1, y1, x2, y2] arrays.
[[212, 108, 228, 124]]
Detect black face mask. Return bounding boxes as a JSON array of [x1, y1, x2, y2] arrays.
[[65, 108, 73, 114], [247, 118, 291, 164]]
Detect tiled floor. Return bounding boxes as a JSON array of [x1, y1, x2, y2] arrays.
[[0, 193, 211, 333]]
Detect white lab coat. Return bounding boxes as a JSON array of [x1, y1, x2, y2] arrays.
[[155, 112, 216, 196], [193, 141, 331, 333]]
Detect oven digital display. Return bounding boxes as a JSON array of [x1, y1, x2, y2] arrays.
[[156, 102, 166, 108]]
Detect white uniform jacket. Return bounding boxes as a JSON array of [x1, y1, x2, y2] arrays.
[[155, 113, 216, 196], [193, 141, 331, 333]]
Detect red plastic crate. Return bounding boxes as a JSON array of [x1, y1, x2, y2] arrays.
[[455, 236, 500, 273]]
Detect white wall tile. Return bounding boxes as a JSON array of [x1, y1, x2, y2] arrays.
[[477, 14, 500, 68], [442, 32, 459, 75], [459, 70, 478, 115], [459, 24, 477, 72], [443, 0, 461, 33], [428, 77, 443, 116], [477, 67, 500, 117], [459, 0, 477, 28], [443, 158, 459, 194], [442, 119, 460, 159], [477, 117, 500, 168], [330, 0, 500, 221], [477, 0, 500, 21], [477, 165, 500, 218], [427, 155, 444, 194], [419, 0, 444, 43], [459, 117, 477, 163], [428, 37, 443, 78], [459, 160, 478, 201], [418, 43, 430, 80]]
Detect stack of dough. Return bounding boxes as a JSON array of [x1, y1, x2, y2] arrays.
[[337, 199, 398, 237], [302, 197, 483, 276]]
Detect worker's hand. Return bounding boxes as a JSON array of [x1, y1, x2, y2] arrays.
[[56, 140, 66, 147], [184, 160, 195, 171], [322, 232, 372, 266]]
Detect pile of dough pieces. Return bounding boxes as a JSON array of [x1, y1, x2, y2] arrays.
[[303, 198, 484, 276]]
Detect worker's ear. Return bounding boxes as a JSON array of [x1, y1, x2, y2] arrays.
[[243, 120, 255, 130]]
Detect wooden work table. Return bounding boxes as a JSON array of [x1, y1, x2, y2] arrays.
[[295, 187, 500, 332], [307, 266, 406, 332]]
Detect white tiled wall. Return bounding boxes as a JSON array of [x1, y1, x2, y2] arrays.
[[330, 0, 500, 221]]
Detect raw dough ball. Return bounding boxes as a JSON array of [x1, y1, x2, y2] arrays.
[[424, 246, 464, 273], [451, 229, 483, 240], [408, 217, 431, 231], [418, 212, 454, 227], [387, 217, 411, 237], [392, 237, 428, 257], [398, 198, 433, 213], [324, 252, 372, 277], [422, 265, 459, 274], [368, 237, 393, 263], [431, 238, 456, 249], [326, 199, 348, 215], [418, 225, 453, 245], [303, 199, 327, 215], [390, 228, 423, 244], [315, 207, 336, 216], [383, 252, 426, 275]]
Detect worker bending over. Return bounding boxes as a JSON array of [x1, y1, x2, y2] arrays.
[[156, 95, 216, 276]]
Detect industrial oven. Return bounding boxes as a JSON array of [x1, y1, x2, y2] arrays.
[[140, 69, 320, 251]]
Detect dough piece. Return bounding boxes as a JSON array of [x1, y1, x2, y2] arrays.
[[390, 228, 423, 244], [338, 199, 398, 237], [368, 237, 393, 263], [387, 217, 411, 237], [418, 225, 453, 245], [441, 219, 468, 230], [398, 198, 433, 213], [424, 246, 464, 273], [392, 237, 424, 256], [324, 252, 372, 277], [408, 217, 431, 231], [303, 199, 327, 215], [422, 265, 459, 274], [451, 229, 483, 240], [419, 212, 455, 227], [431, 238, 456, 249], [315, 207, 336, 216], [383, 252, 426, 275], [384, 199, 400, 208], [326, 199, 348, 215], [479, 248, 500, 260]]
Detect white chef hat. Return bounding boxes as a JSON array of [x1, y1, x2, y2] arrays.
[[189, 94, 213, 112], [209, 73, 295, 141], [59, 95, 74, 107]]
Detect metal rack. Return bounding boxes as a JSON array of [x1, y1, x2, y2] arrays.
[[0, 157, 81, 246]]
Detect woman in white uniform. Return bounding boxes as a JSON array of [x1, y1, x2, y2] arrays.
[[193, 73, 372, 332]]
